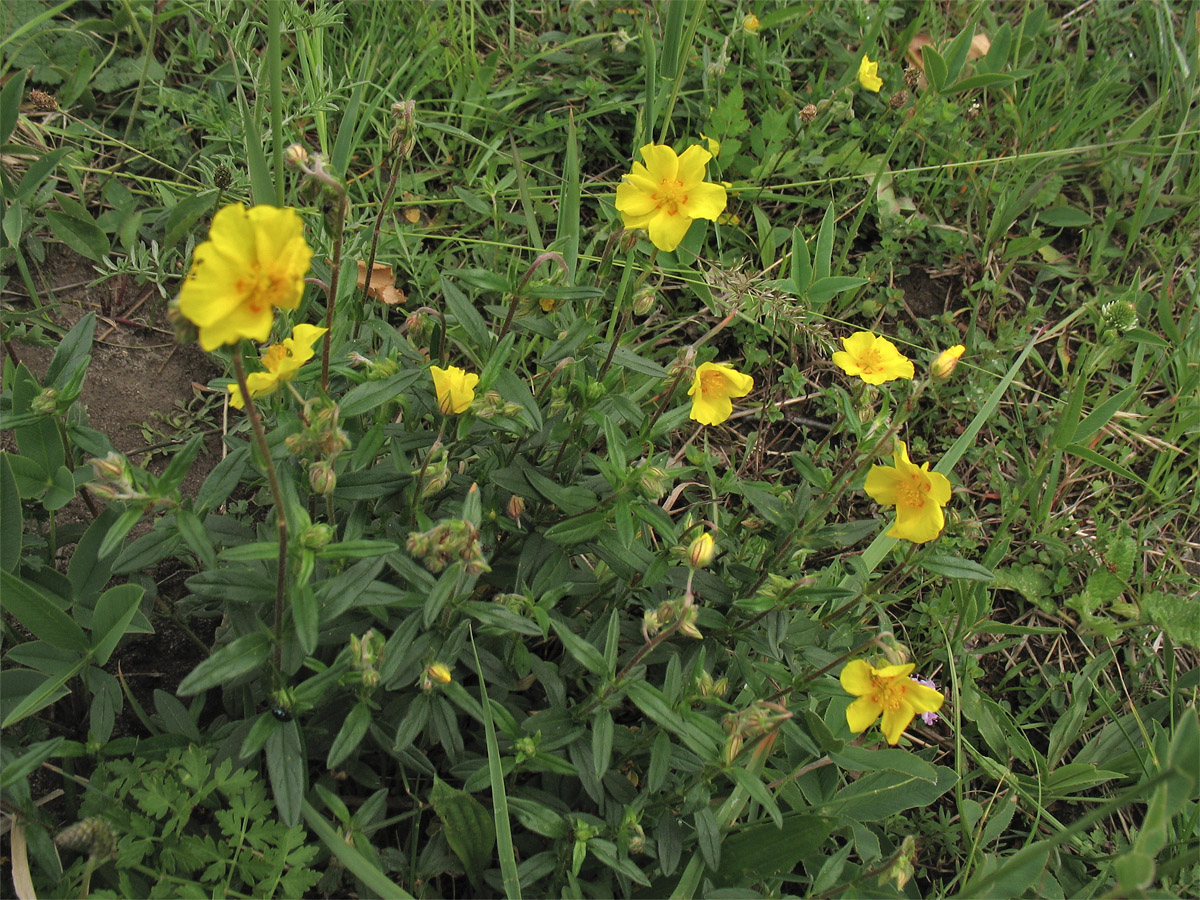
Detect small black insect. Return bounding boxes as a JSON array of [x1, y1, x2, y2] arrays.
[[270, 706, 293, 722]]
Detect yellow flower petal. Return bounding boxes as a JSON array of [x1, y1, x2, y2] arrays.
[[846, 696, 883, 733], [880, 701, 916, 744], [616, 143, 727, 252], [178, 204, 313, 351], [905, 682, 945, 714], [840, 659, 875, 696], [430, 365, 479, 414], [865, 442, 952, 543], [832, 332, 914, 384], [648, 211, 694, 254], [858, 54, 883, 92], [687, 362, 754, 425]]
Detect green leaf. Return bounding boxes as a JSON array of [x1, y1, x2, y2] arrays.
[[820, 765, 958, 820], [175, 508, 216, 571], [327, 701, 372, 769], [0, 737, 64, 790], [713, 815, 835, 887], [431, 777, 496, 888], [44, 209, 110, 261], [813, 202, 836, 283], [0, 454, 23, 573], [176, 631, 272, 695], [90, 584, 144, 666], [945, 73, 1017, 93], [544, 511, 608, 545], [339, 369, 422, 417], [0, 569, 89, 651], [163, 193, 213, 253], [265, 719, 305, 827], [1038, 207, 1094, 228], [441, 274, 492, 354], [1072, 386, 1135, 445], [728, 766, 783, 828], [808, 276, 868, 306], [1063, 443, 1150, 491], [302, 800, 414, 899], [548, 617, 608, 676], [1, 70, 28, 146], [919, 554, 995, 581], [923, 47, 949, 92], [0, 664, 80, 728], [314, 540, 399, 560], [1142, 591, 1200, 649], [790, 226, 812, 293]]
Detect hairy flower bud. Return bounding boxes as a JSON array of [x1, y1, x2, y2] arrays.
[[889, 89, 910, 109], [300, 522, 334, 551], [506, 494, 526, 525], [799, 104, 819, 124], [632, 286, 657, 316], [285, 143, 310, 168], [687, 532, 717, 569], [930, 344, 965, 379], [904, 66, 921, 90], [213, 164, 233, 191], [55, 817, 117, 862], [31, 387, 60, 416], [309, 460, 337, 495]]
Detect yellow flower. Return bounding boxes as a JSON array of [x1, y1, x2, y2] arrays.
[[742, 13, 761, 35], [615, 143, 728, 252], [688, 362, 754, 426], [931, 344, 966, 378], [228, 324, 327, 410], [858, 54, 883, 92], [179, 205, 313, 351], [864, 441, 952, 543], [840, 659, 943, 745], [430, 365, 479, 414], [832, 332, 915, 384], [700, 132, 720, 158], [687, 532, 716, 568]]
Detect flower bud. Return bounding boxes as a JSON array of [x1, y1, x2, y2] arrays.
[[426, 662, 452, 684], [284, 143, 310, 168], [31, 387, 60, 416], [741, 13, 760, 34], [300, 522, 334, 551], [506, 494, 525, 525], [309, 460, 337, 495], [889, 89, 910, 109], [632, 286, 657, 316], [678, 606, 703, 640], [904, 66, 921, 90], [930, 344, 965, 378], [1100, 299, 1138, 334], [213, 164, 233, 191], [55, 817, 117, 862], [687, 533, 717, 569], [799, 104, 819, 124]]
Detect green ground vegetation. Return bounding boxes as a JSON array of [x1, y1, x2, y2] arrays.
[[2, 1, 1198, 898]]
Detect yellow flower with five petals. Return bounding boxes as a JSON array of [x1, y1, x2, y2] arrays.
[[840, 659, 944, 744], [227, 324, 327, 410], [864, 441, 952, 543], [688, 362, 754, 426], [832, 332, 914, 385], [179, 205, 313, 351], [615, 143, 728, 252], [430, 365, 479, 414]]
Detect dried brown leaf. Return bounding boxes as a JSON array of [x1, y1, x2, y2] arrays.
[[905, 32, 991, 89], [356, 260, 407, 306]]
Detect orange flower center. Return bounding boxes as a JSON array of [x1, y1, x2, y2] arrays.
[[870, 675, 909, 711], [897, 472, 928, 509], [262, 343, 290, 371], [700, 368, 727, 396], [855, 347, 886, 375], [236, 263, 289, 314], [653, 178, 688, 216]]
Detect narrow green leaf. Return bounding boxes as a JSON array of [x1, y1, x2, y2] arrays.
[[0, 569, 89, 651], [90, 584, 144, 666], [0, 454, 23, 574], [814, 203, 836, 282], [327, 701, 372, 769], [302, 800, 414, 898], [265, 719, 305, 827], [431, 777, 496, 888], [0, 737, 64, 790], [918, 554, 995, 581], [176, 631, 271, 695], [548, 617, 608, 676], [44, 210, 110, 261], [1072, 386, 1135, 445]]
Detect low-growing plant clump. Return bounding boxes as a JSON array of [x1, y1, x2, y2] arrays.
[[2, 2, 1197, 899]]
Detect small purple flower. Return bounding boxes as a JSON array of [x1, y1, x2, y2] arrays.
[[911, 676, 940, 725]]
